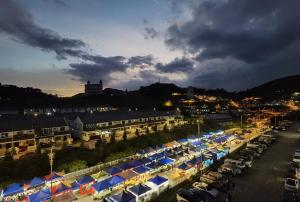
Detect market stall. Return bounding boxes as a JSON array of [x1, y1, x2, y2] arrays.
[[128, 183, 152, 202], [28, 188, 51, 202]]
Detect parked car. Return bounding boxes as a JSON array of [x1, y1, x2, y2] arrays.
[[238, 155, 253, 167], [193, 182, 221, 197], [284, 178, 299, 192], [246, 143, 264, 154], [177, 188, 214, 202], [218, 163, 241, 176], [224, 158, 247, 169], [244, 148, 260, 157]]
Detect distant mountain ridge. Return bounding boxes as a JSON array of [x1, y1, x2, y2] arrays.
[[1, 75, 299, 109], [239, 75, 300, 99]]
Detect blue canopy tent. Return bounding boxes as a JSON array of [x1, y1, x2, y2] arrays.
[[54, 183, 71, 195], [2, 183, 23, 197], [148, 175, 168, 186], [27, 177, 45, 189], [178, 163, 190, 171], [140, 158, 152, 165], [107, 191, 136, 202], [117, 162, 134, 171], [129, 184, 151, 196], [92, 180, 111, 192], [202, 155, 213, 167], [76, 175, 95, 186], [71, 181, 80, 190], [128, 160, 143, 168], [187, 157, 202, 166], [28, 188, 51, 202], [145, 161, 163, 170], [108, 175, 125, 186], [158, 157, 174, 165], [92, 176, 125, 192], [133, 166, 151, 174], [177, 138, 188, 144], [105, 167, 123, 175], [148, 152, 164, 161]]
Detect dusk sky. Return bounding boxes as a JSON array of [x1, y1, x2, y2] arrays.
[[1, 0, 300, 96]]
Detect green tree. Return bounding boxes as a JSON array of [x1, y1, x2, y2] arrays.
[[58, 159, 88, 173]]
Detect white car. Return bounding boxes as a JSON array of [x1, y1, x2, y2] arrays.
[[293, 155, 300, 163], [285, 178, 299, 192]]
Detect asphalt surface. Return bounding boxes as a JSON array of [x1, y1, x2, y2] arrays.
[[232, 122, 300, 202]]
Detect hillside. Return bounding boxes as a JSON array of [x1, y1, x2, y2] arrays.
[[1, 75, 299, 110], [0, 84, 58, 108], [239, 75, 300, 99]]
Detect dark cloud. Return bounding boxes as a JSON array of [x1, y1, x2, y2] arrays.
[[143, 27, 159, 39], [165, 0, 300, 90], [67, 56, 129, 83], [128, 55, 154, 67], [156, 57, 194, 73], [0, 0, 85, 59]]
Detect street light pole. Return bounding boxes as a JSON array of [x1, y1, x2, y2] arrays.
[[240, 115, 243, 129], [197, 119, 200, 137], [48, 136, 55, 199]]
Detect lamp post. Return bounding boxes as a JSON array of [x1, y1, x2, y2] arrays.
[[48, 136, 55, 199], [240, 115, 243, 129]]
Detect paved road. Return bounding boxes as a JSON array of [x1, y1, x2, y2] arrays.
[[232, 122, 300, 202]]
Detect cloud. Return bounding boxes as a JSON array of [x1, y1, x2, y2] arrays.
[[0, 0, 85, 59], [50, 0, 67, 7], [164, 0, 300, 90], [143, 27, 159, 39], [67, 56, 129, 83], [127, 55, 154, 67], [156, 57, 194, 73]]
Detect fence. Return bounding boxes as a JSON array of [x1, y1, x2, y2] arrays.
[[63, 154, 137, 180]]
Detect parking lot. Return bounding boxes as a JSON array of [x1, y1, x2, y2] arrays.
[[232, 122, 300, 202]]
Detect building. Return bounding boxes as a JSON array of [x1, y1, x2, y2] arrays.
[[67, 110, 185, 142], [85, 80, 103, 95], [0, 115, 72, 158]]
